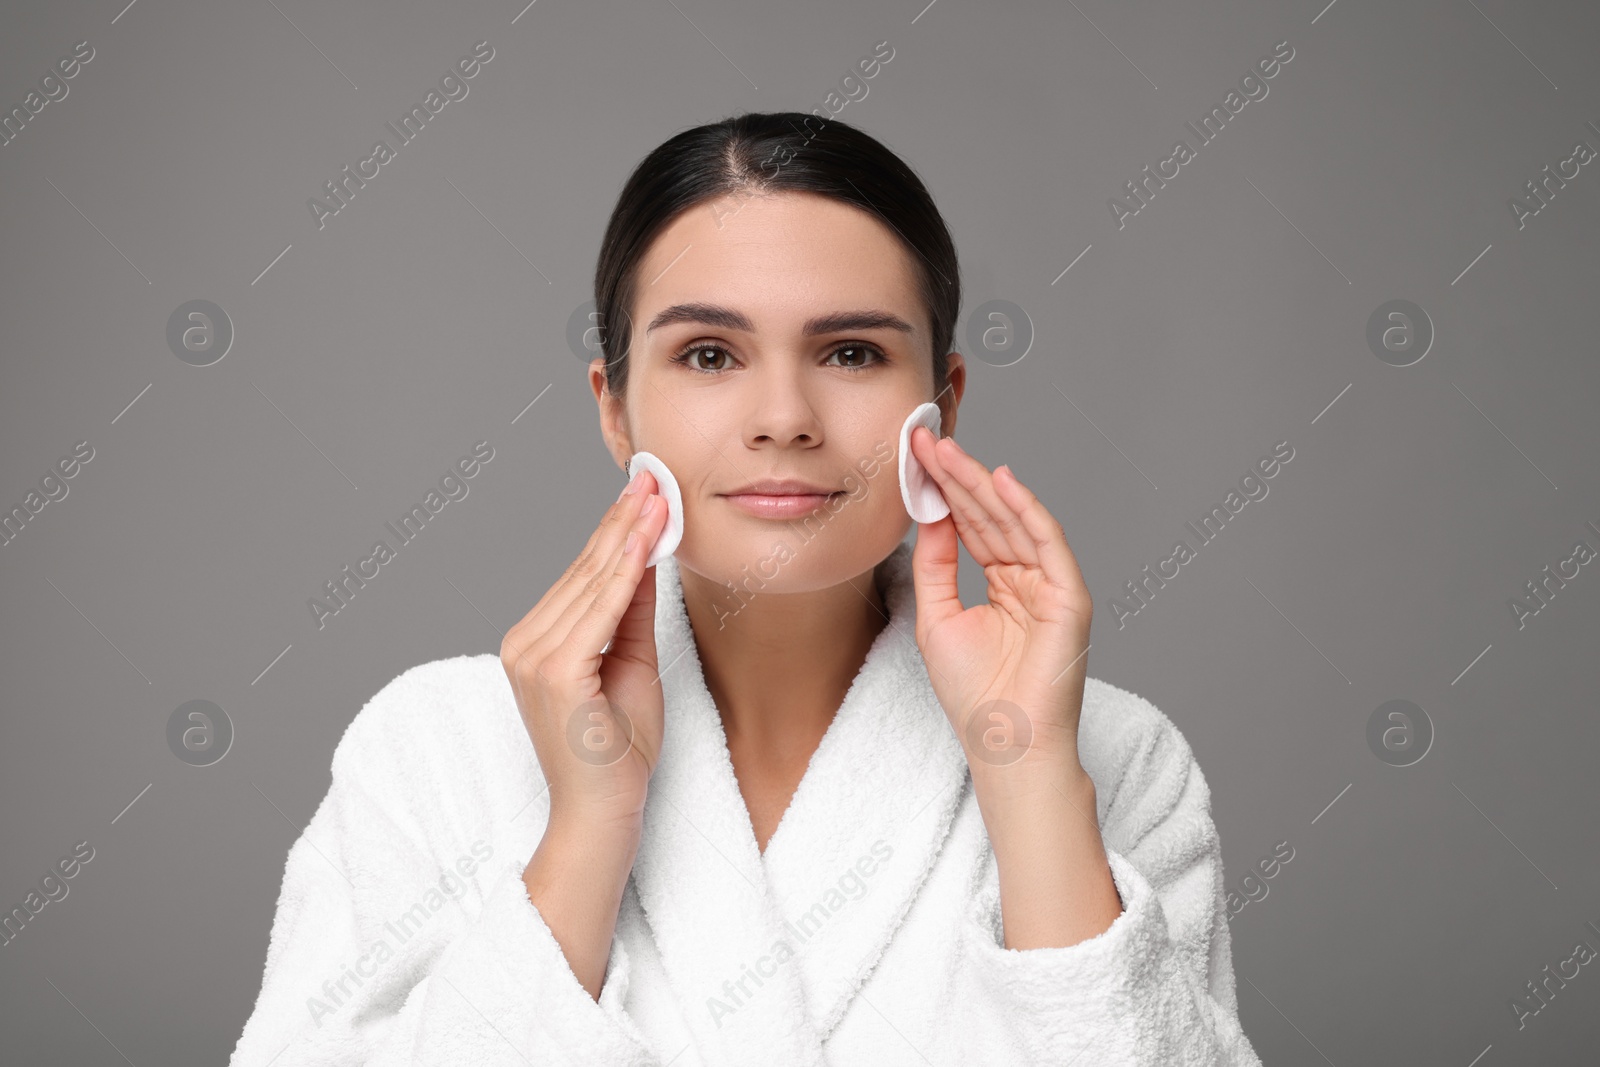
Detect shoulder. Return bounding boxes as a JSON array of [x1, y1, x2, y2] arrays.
[[1075, 675, 1214, 854], [329, 651, 528, 792]]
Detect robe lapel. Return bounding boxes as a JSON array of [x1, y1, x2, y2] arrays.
[[631, 542, 970, 1060], [628, 553, 826, 1067], [754, 541, 971, 1040]]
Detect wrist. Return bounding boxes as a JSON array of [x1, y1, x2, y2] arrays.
[[968, 753, 1094, 809], [525, 809, 641, 898], [544, 802, 645, 848], [971, 761, 1098, 848]]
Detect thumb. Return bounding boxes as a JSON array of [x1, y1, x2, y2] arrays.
[[911, 514, 963, 638]]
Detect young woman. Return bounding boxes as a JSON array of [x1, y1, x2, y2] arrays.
[[229, 112, 1263, 1066]]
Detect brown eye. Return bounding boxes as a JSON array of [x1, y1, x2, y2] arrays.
[[670, 343, 735, 373], [825, 344, 885, 372]]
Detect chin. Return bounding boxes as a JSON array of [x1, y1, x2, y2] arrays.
[[675, 515, 910, 595]]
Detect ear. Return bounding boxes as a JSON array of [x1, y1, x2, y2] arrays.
[[935, 351, 966, 439], [589, 358, 633, 471]]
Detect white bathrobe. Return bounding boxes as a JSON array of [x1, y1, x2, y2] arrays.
[[228, 541, 1263, 1066]]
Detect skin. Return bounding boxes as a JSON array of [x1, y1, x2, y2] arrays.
[[501, 190, 1120, 1003]]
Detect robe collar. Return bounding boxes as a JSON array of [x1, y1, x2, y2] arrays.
[[628, 540, 971, 1065]]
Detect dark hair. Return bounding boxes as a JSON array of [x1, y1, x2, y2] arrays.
[[592, 111, 960, 398]]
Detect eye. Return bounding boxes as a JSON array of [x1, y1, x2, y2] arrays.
[[825, 344, 886, 372], [668, 343, 737, 373], [668, 341, 887, 374]]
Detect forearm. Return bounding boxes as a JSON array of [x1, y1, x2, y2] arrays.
[[972, 763, 1123, 950], [523, 813, 641, 1000]]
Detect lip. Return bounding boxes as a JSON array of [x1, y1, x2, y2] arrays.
[[723, 478, 838, 496], [719, 479, 843, 519], [721, 491, 842, 519]]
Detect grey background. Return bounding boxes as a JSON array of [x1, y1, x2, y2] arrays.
[[2, 0, 1597, 1063]]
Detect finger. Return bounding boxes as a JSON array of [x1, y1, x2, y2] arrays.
[[506, 470, 659, 651], [911, 427, 1000, 565], [501, 479, 657, 692], [600, 511, 664, 672], [910, 510, 964, 637], [564, 469, 659, 598], [545, 493, 668, 681], [991, 464, 1089, 598], [932, 438, 1040, 568], [558, 469, 660, 603], [918, 433, 1008, 566]]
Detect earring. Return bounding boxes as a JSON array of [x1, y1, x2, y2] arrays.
[[624, 458, 631, 478]]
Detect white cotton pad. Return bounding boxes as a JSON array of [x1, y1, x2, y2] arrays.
[[626, 450, 684, 567], [898, 402, 951, 524]]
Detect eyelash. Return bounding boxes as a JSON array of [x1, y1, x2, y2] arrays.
[[668, 342, 886, 375]]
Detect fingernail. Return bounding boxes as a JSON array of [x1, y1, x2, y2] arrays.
[[623, 530, 640, 555], [641, 495, 660, 517], [623, 469, 644, 496], [946, 437, 966, 454]]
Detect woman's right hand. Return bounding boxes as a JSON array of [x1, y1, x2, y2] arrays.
[[500, 467, 671, 831]]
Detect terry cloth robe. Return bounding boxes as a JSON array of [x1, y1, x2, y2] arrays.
[[228, 540, 1264, 1066]]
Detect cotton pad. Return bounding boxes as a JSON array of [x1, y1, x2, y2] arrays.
[[898, 402, 951, 524], [626, 450, 684, 567]]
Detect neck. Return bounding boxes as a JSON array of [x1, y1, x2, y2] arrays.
[[677, 557, 892, 755]]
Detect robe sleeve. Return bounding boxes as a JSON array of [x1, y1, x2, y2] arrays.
[[952, 711, 1264, 1066], [225, 668, 664, 1067]]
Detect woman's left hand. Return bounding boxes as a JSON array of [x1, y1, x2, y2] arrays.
[[906, 426, 1094, 783], [908, 427, 1124, 948]]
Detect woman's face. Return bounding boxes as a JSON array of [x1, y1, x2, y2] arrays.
[[590, 189, 964, 595]]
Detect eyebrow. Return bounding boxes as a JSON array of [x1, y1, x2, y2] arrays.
[[644, 302, 916, 337]]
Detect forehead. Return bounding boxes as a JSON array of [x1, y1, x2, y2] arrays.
[[632, 191, 924, 336]]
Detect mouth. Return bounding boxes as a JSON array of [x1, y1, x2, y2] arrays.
[[720, 491, 844, 519]]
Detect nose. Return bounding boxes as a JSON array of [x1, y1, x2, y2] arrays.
[[744, 363, 824, 449]]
